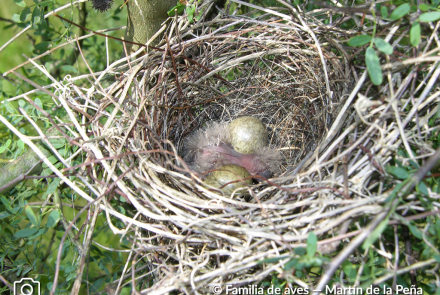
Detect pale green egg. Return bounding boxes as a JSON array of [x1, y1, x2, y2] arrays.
[[228, 116, 267, 154], [204, 164, 252, 195]]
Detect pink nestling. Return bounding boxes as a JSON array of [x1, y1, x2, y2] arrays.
[[183, 117, 282, 179]]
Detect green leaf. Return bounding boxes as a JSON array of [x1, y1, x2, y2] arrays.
[[416, 181, 429, 196], [18, 99, 25, 108], [12, 13, 21, 23], [408, 223, 423, 240], [14, 228, 39, 238], [17, 139, 25, 150], [46, 209, 60, 228], [14, 0, 26, 7], [4, 100, 18, 114], [294, 247, 306, 256], [347, 35, 372, 47], [386, 166, 409, 179], [42, 178, 61, 199], [32, 6, 41, 25], [167, 4, 186, 17], [49, 138, 66, 149], [389, 3, 410, 20], [366, 47, 383, 85], [410, 21, 421, 47], [419, 4, 432, 12], [434, 255, 440, 263], [1, 196, 17, 214], [373, 38, 393, 55], [381, 6, 388, 18], [186, 4, 196, 23], [363, 218, 389, 250], [34, 41, 51, 54], [60, 65, 78, 73], [306, 232, 317, 258], [419, 11, 440, 22], [20, 7, 31, 22], [283, 258, 299, 271], [25, 205, 39, 227]]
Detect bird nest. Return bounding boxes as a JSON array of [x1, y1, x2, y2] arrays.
[[6, 1, 440, 294]]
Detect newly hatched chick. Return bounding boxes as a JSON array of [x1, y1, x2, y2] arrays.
[[183, 122, 281, 179]]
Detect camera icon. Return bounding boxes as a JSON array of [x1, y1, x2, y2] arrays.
[[13, 278, 40, 295]]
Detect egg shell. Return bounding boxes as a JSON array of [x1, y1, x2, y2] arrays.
[[204, 164, 252, 195], [228, 116, 268, 154]]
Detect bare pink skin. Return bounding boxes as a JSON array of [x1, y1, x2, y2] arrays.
[[183, 123, 281, 179], [196, 144, 273, 179]]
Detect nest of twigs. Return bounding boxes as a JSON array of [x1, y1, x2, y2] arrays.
[[6, 1, 440, 294]]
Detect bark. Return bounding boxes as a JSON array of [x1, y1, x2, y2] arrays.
[[0, 139, 52, 194], [123, 0, 175, 55]]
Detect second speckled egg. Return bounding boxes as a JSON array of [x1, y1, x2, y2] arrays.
[[204, 164, 252, 195], [228, 116, 268, 154]]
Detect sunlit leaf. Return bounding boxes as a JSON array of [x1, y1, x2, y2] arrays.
[[17, 139, 25, 150], [167, 4, 186, 17], [389, 3, 410, 20], [25, 205, 39, 227], [307, 232, 317, 258], [419, 11, 440, 22], [410, 21, 421, 46], [14, 0, 26, 7], [366, 47, 383, 85], [46, 210, 60, 228], [186, 4, 196, 23], [12, 13, 21, 23], [373, 38, 393, 55], [419, 4, 432, 11]]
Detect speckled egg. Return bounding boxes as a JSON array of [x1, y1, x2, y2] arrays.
[[204, 164, 252, 195], [228, 116, 268, 154]]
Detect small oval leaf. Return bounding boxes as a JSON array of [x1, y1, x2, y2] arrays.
[[348, 35, 372, 47], [14, 0, 26, 7], [307, 232, 318, 258], [410, 21, 421, 46], [386, 166, 409, 179], [20, 7, 31, 22], [419, 3, 432, 12], [17, 139, 25, 150], [417, 181, 429, 196], [15, 228, 39, 238], [419, 11, 440, 22], [366, 47, 383, 85], [373, 38, 393, 55], [389, 3, 410, 20], [167, 4, 186, 17], [12, 13, 21, 23], [25, 205, 39, 227], [46, 209, 60, 228], [381, 6, 388, 18]]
